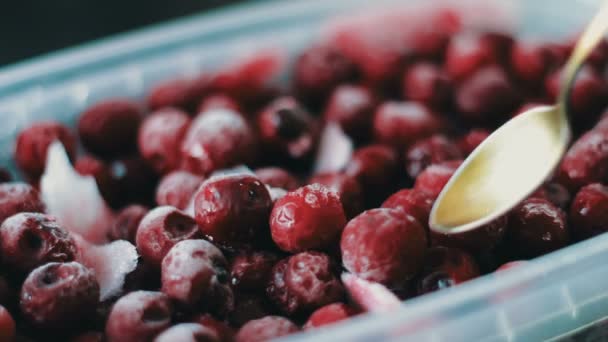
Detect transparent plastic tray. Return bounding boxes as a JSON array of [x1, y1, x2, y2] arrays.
[[0, 0, 607, 341]]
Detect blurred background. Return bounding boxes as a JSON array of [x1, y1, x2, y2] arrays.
[[0, 0, 243, 67]]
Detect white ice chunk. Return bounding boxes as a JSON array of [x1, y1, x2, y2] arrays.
[[314, 123, 353, 174]]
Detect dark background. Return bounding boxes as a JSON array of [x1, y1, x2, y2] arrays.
[[0, 0, 243, 67]]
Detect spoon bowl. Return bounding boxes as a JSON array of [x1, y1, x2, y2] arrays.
[[430, 0, 608, 234]]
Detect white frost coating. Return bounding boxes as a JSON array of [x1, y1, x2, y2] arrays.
[[40, 141, 114, 243], [314, 123, 353, 174], [209, 165, 255, 179], [341, 273, 400, 313], [75, 235, 139, 301], [267, 186, 287, 202]]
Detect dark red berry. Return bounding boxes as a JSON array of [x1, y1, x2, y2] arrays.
[[417, 246, 479, 295], [570, 183, 608, 240], [304, 303, 358, 329], [557, 129, 608, 192], [266, 252, 344, 315], [0, 213, 77, 274], [414, 160, 462, 199], [445, 32, 505, 81], [234, 316, 299, 342], [545, 65, 608, 130], [257, 97, 318, 162], [457, 129, 490, 156], [0, 305, 15, 342], [138, 107, 191, 174], [193, 174, 272, 249], [155, 171, 203, 210], [536, 182, 571, 209], [74, 155, 119, 207], [373, 101, 443, 149], [324, 85, 375, 140], [430, 215, 508, 253], [381, 188, 434, 230], [456, 65, 522, 124], [155, 323, 219, 342], [108, 205, 148, 242], [135, 206, 201, 267], [270, 184, 346, 252], [230, 251, 279, 292], [254, 167, 299, 191], [341, 208, 427, 287], [181, 109, 257, 176], [109, 157, 158, 207], [230, 294, 274, 328], [20, 262, 99, 329], [0, 182, 45, 225], [403, 62, 452, 108], [70, 331, 105, 342], [308, 173, 364, 219], [161, 239, 233, 316], [510, 40, 563, 86], [0, 169, 11, 183], [404, 134, 462, 179], [344, 145, 399, 206], [293, 44, 358, 107], [78, 99, 143, 158], [14, 121, 77, 179], [506, 197, 569, 258], [105, 291, 172, 342], [192, 314, 234, 342], [147, 75, 210, 112], [197, 93, 241, 114]]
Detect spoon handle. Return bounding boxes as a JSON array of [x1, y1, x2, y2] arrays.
[[559, 0, 608, 108]]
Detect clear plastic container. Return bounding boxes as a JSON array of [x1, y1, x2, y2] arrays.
[[0, 0, 606, 341]]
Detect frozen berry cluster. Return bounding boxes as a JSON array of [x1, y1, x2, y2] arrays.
[[2, 5, 608, 342]]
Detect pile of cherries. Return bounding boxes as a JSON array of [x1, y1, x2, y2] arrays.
[[2, 6, 608, 342]]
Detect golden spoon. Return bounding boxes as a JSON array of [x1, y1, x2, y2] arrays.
[[429, 1, 608, 234]]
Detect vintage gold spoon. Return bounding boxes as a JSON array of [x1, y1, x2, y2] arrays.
[[429, 1, 608, 234]]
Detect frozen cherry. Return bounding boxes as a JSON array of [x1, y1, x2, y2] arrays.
[[536, 182, 571, 209], [506, 197, 569, 258], [147, 76, 210, 112], [155, 171, 203, 210], [373, 101, 443, 149], [192, 314, 234, 342], [381, 188, 434, 230], [545, 65, 608, 130], [109, 157, 158, 207], [266, 251, 344, 315], [230, 294, 274, 327], [234, 316, 299, 342], [270, 184, 347, 252], [108, 205, 148, 242], [254, 167, 300, 191], [0, 305, 15, 342], [570, 183, 608, 240], [344, 145, 399, 207], [194, 174, 272, 249], [256, 97, 317, 162], [161, 239, 233, 316], [155, 323, 219, 342], [402, 62, 452, 109], [138, 107, 191, 174], [404, 134, 462, 179], [230, 251, 279, 292], [105, 291, 172, 342], [136, 206, 202, 267], [0, 213, 77, 274], [557, 129, 608, 192], [181, 109, 256, 176], [78, 99, 143, 158], [0, 182, 45, 225], [417, 246, 479, 295], [197, 93, 241, 114], [20, 262, 99, 329], [341, 208, 427, 287], [293, 44, 358, 107], [308, 173, 364, 219], [431, 215, 508, 253], [414, 160, 462, 199], [71, 331, 105, 342], [445, 32, 510, 81], [14, 121, 76, 179], [456, 65, 522, 124], [324, 85, 375, 140], [457, 129, 490, 156], [510, 40, 562, 86], [304, 303, 358, 329]]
